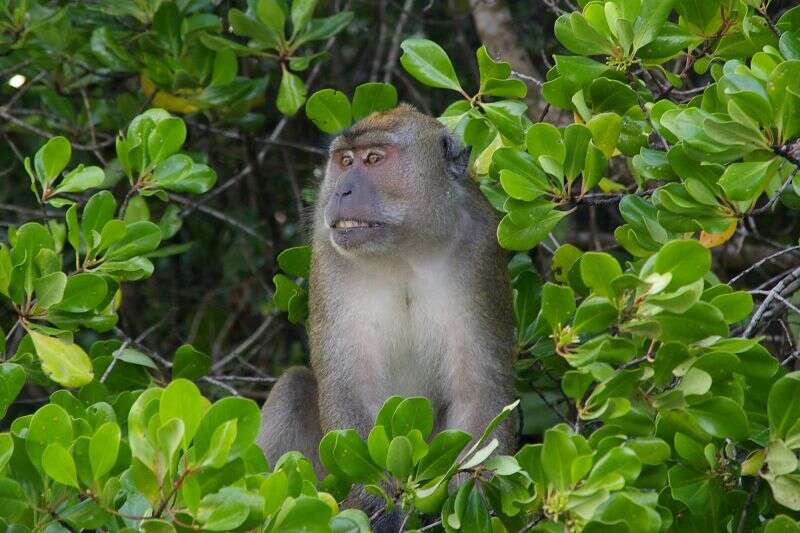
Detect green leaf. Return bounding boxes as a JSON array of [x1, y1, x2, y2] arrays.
[[634, 0, 677, 49], [193, 396, 260, 460], [541, 282, 576, 331], [91, 27, 137, 72], [228, 8, 279, 48], [586, 446, 641, 490], [106, 221, 162, 261], [719, 159, 777, 202], [768, 439, 798, 476], [710, 291, 753, 323], [204, 498, 250, 530], [391, 397, 434, 438], [554, 12, 615, 56], [351, 83, 398, 120], [686, 396, 748, 441], [417, 430, 472, 480], [0, 433, 13, 471], [140, 520, 176, 533], [527, 122, 565, 164], [29, 330, 94, 387], [499, 169, 548, 201], [318, 429, 382, 483], [35, 136, 71, 185], [765, 515, 800, 533], [573, 296, 618, 334], [305, 89, 352, 133], [151, 156, 217, 195], [624, 437, 671, 465], [172, 344, 211, 380], [654, 301, 728, 343], [55, 165, 104, 194], [202, 419, 237, 468], [0, 364, 25, 419], [587, 113, 622, 159], [147, 117, 186, 166], [52, 273, 107, 313], [668, 464, 712, 514], [651, 239, 710, 290], [580, 252, 622, 298], [589, 78, 638, 114], [367, 425, 390, 469], [290, 0, 318, 37], [277, 68, 308, 117], [768, 474, 800, 511], [497, 207, 568, 251], [160, 378, 207, 449], [42, 442, 79, 487], [277, 245, 311, 279], [81, 191, 117, 245], [293, 11, 353, 47], [399, 38, 462, 92], [254, 0, 284, 38], [386, 436, 413, 478], [89, 422, 120, 480], [481, 100, 527, 144], [272, 495, 333, 530], [563, 124, 592, 183], [769, 373, 800, 447], [542, 428, 577, 491], [33, 271, 67, 309], [261, 470, 289, 516]]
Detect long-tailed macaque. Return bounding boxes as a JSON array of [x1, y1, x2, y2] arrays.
[[258, 104, 515, 525]]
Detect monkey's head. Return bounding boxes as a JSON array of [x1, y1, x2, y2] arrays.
[[316, 104, 472, 256]]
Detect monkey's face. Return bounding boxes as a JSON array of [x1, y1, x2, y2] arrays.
[[321, 142, 413, 254], [317, 106, 467, 257]]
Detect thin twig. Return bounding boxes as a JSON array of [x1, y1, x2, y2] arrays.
[[207, 375, 276, 383], [80, 87, 107, 166], [383, 0, 414, 84], [168, 194, 272, 245], [744, 266, 800, 337], [729, 245, 800, 285], [103, 314, 172, 382], [748, 167, 799, 215], [529, 383, 572, 426], [0, 109, 114, 151], [212, 314, 276, 371], [735, 476, 762, 533], [511, 70, 542, 87]]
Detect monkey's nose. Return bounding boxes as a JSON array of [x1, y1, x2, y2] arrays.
[[339, 189, 352, 198]]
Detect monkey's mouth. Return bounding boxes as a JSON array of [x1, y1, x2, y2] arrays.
[[329, 218, 389, 250], [330, 219, 384, 230]]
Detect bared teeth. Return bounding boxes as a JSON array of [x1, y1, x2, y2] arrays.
[[334, 220, 373, 229]]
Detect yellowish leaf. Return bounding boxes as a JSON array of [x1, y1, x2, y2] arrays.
[[140, 72, 199, 114], [29, 330, 94, 387], [699, 219, 737, 248]]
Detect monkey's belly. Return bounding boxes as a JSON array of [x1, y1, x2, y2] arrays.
[[331, 258, 472, 422]]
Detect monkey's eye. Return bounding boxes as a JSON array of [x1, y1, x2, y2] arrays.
[[340, 154, 353, 167], [366, 152, 383, 165]]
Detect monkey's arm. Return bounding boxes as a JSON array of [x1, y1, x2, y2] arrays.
[[444, 347, 517, 453], [443, 248, 517, 453]]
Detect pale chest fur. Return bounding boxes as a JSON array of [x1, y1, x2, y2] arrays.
[[326, 255, 473, 419]]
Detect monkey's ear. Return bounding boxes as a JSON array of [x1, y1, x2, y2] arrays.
[[441, 133, 471, 180]]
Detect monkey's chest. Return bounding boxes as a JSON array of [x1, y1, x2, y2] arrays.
[[345, 278, 467, 415]]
